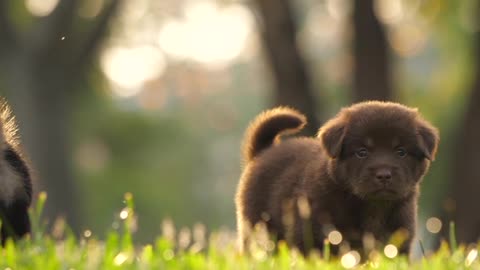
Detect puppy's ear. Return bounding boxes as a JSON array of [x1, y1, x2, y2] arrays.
[[318, 119, 346, 158], [416, 120, 439, 161]]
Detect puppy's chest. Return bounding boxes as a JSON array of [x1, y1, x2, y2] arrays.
[[362, 214, 388, 236], [358, 206, 394, 239], [329, 202, 393, 239]]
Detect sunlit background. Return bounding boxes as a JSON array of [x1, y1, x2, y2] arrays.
[[1, 0, 479, 254]]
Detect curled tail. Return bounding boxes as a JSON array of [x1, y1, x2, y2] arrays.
[[242, 107, 307, 163]]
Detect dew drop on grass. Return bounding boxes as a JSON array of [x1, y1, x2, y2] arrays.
[[120, 209, 129, 220], [327, 230, 342, 245], [252, 249, 267, 261], [465, 249, 478, 267], [384, 244, 398, 258], [113, 252, 128, 266], [426, 217, 442, 234], [341, 251, 360, 268]]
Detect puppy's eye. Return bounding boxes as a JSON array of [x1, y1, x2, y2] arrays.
[[355, 148, 369, 159], [396, 147, 407, 158]]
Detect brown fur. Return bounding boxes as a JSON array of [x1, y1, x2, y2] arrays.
[[235, 101, 439, 257]]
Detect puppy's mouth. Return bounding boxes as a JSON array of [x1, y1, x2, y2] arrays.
[[367, 188, 400, 200], [372, 188, 396, 195]]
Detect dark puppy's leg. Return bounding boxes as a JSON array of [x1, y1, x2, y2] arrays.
[[1, 200, 31, 245], [0, 147, 33, 245], [0, 102, 33, 245]]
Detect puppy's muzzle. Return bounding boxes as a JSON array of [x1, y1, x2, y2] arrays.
[[375, 168, 392, 185]]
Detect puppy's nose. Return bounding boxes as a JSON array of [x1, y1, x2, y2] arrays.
[[375, 168, 392, 183]]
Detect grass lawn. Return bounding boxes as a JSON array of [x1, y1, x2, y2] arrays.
[[1, 193, 478, 270]]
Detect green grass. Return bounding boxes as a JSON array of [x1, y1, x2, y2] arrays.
[[1, 193, 479, 270]]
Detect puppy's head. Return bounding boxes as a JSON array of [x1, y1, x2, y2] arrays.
[[318, 101, 439, 201]]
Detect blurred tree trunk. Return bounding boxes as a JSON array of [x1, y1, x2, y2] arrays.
[[0, 0, 121, 232], [452, 14, 480, 243], [352, 0, 393, 102], [254, 0, 320, 135]]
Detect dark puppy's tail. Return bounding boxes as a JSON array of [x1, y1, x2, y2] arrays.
[[242, 107, 307, 163]]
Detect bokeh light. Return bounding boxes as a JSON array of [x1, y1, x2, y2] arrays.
[[328, 230, 343, 245], [101, 46, 166, 97], [389, 24, 428, 57], [121, 0, 149, 23], [374, 0, 404, 25], [113, 252, 128, 266], [25, 0, 59, 17], [341, 251, 360, 268], [302, 3, 343, 50], [158, 2, 253, 66], [326, 0, 351, 21], [384, 244, 398, 258], [120, 209, 129, 220], [466, 249, 478, 267], [84, 230, 92, 238], [426, 217, 442, 234]]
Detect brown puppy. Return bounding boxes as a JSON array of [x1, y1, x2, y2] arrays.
[[235, 101, 439, 257]]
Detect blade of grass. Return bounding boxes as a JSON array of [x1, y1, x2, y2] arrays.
[[449, 221, 457, 251]]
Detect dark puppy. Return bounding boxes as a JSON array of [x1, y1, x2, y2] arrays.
[[235, 101, 439, 257], [0, 101, 32, 245]]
